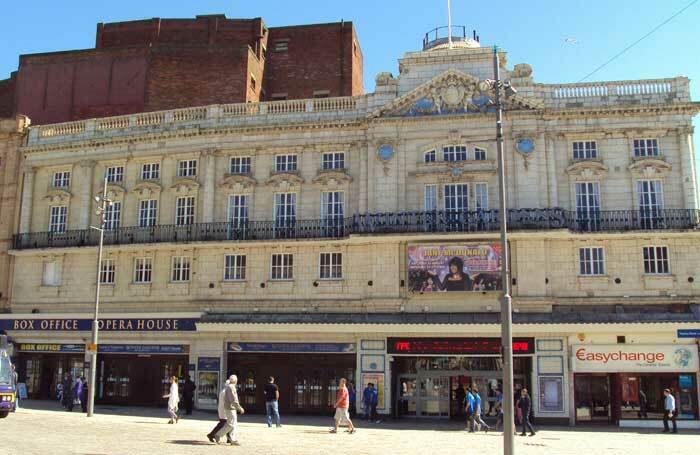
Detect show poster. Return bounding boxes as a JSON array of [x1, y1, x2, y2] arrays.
[[360, 373, 385, 409], [197, 372, 219, 407], [407, 244, 502, 292]]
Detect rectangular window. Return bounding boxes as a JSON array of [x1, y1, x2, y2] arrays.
[[141, 163, 160, 180], [424, 150, 436, 163], [42, 261, 60, 286], [444, 184, 469, 211], [633, 138, 659, 157], [224, 254, 246, 281], [274, 193, 296, 229], [106, 166, 124, 183], [579, 247, 605, 276], [49, 206, 67, 233], [177, 159, 197, 177], [638, 180, 664, 229], [322, 152, 345, 170], [139, 199, 158, 227], [270, 93, 288, 101], [175, 196, 195, 226], [228, 194, 249, 228], [52, 171, 71, 188], [424, 185, 437, 211], [230, 156, 252, 174], [575, 182, 601, 230], [275, 154, 297, 172], [643, 246, 669, 274], [133, 257, 152, 283], [443, 145, 468, 162], [171, 256, 191, 282], [313, 90, 330, 99], [320, 252, 343, 279], [474, 147, 487, 161], [100, 259, 115, 284], [321, 191, 344, 222], [572, 141, 597, 160], [273, 40, 289, 52], [104, 201, 121, 230], [475, 183, 488, 210], [271, 253, 293, 280]]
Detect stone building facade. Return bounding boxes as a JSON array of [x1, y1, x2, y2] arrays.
[[1, 33, 699, 427]]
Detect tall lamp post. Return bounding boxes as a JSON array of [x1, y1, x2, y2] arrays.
[[87, 173, 112, 417], [479, 45, 517, 455]]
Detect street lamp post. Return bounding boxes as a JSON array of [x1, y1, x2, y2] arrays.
[[480, 45, 516, 455], [87, 173, 111, 417]]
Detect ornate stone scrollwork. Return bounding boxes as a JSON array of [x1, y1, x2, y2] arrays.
[[170, 177, 200, 195], [219, 174, 257, 194], [627, 158, 671, 178], [132, 181, 162, 199], [95, 183, 127, 201], [266, 172, 304, 192], [565, 160, 609, 180], [312, 170, 353, 189], [45, 188, 72, 204]]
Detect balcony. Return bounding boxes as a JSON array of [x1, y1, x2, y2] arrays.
[[12, 208, 700, 250]]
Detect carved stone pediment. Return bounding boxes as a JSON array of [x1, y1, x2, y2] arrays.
[[628, 157, 671, 178], [95, 183, 126, 201], [312, 170, 353, 188], [369, 69, 543, 118], [45, 188, 72, 204], [219, 173, 257, 193], [266, 172, 304, 192], [565, 160, 609, 179], [170, 177, 200, 194], [133, 181, 163, 198], [413, 162, 497, 182]]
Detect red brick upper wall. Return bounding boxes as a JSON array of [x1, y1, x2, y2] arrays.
[[0, 74, 16, 118]]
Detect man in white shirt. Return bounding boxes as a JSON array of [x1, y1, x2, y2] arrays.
[[662, 388, 677, 433]]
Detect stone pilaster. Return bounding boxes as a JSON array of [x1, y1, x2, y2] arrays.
[[202, 149, 217, 222], [678, 127, 698, 209], [19, 165, 36, 233], [545, 134, 558, 207], [78, 160, 95, 229]]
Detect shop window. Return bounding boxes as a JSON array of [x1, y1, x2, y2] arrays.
[[619, 373, 697, 420]]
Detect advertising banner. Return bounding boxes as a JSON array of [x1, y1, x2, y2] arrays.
[[407, 244, 502, 292], [360, 373, 386, 410], [227, 342, 355, 353], [197, 372, 219, 407], [571, 345, 699, 373]]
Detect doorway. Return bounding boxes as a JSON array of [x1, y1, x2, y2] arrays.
[[575, 374, 611, 423]]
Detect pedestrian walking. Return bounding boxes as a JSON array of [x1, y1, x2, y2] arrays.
[[163, 375, 180, 424], [369, 383, 380, 423], [362, 382, 373, 421], [183, 376, 196, 415], [455, 384, 466, 418], [465, 387, 476, 432], [518, 388, 535, 436], [638, 388, 647, 419], [214, 375, 245, 445], [330, 378, 355, 434], [264, 376, 281, 427], [494, 388, 504, 429], [662, 388, 677, 433], [473, 387, 490, 432], [61, 373, 74, 412], [81, 378, 88, 413], [207, 379, 233, 444], [11, 365, 19, 410], [74, 377, 84, 412]]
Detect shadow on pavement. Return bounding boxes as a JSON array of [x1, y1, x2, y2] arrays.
[[167, 440, 214, 446]]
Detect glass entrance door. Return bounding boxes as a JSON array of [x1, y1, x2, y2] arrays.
[[575, 374, 611, 423]]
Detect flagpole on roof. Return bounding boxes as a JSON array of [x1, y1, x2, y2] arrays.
[[447, 0, 453, 49]]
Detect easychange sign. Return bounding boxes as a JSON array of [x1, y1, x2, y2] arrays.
[[571, 345, 699, 373]]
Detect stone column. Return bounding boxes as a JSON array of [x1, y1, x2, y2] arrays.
[[678, 127, 698, 209], [19, 166, 36, 233], [78, 160, 95, 229], [545, 135, 559, 207], [202, 149, 216, 223]]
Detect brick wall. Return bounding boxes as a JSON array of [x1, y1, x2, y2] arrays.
[[0, 75, 16, 118]]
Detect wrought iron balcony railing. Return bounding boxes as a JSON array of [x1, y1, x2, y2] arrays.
[[12, 208, 700, 250]]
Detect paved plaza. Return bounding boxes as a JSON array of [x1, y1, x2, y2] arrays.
[[3, 402, 699, 455]]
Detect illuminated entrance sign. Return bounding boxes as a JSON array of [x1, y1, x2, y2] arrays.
[[387, 337, 535, 355]]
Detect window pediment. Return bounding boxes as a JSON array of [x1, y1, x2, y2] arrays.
[[95, 183, 126, 201], [170, 177, 200, 194], [312, 169, 352, 188], [565, 160, 609, 179], [219, 173, 257, 192], [266, 172, 304, 191], [132, 181, 162, 198], [45, 188, 72, 204], [628, 157, 671, 178]]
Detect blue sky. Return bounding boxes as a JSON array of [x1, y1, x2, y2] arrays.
[[2, 0, 699, 188]]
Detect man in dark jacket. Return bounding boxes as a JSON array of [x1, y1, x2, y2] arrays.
[[518, 388, 535, 436], [183, 377, 196, 415], [61, 373, 74, 412]]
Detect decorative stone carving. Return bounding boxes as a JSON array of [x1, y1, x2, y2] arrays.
[[170, 177, 200, 195], [511, 63, 533, 79], [219, 174, 257, 193], [565, 160, 609, 179], [628, 158, 671, 178], [413, 162, 497, 182], [312, 170, 353, 188], [132, 181, 162, 199], [95, 183, 126, 201], [266, 172, 304, 192], [45, 188, 72, 204], [375, 72, 394, 86]]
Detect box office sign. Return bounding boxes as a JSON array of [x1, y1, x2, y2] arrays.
[[18, 344, 188, 355], [571, 345, 699, 373], [0, 318, 198, 332], [407, 244, 502, 293]]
